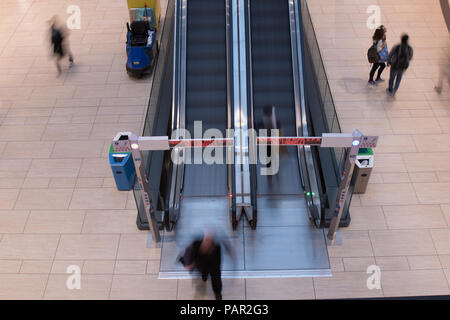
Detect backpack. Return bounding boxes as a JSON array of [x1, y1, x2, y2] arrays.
[[392, 45, 411, 70], [367, 43, 379, 63]]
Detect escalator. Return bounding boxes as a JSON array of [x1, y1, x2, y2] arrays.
[[160, 0, 240, 274], [244, 0, 329, 271], [158, 0, 331, 277]]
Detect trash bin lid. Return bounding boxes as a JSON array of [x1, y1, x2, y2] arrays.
[[110, 153, 129, 164], [356, 156, 374, 168]]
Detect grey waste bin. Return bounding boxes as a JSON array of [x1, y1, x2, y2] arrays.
[[352, 148, 374, 194]]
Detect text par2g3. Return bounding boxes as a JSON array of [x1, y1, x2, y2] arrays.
[[179, 304, 269, 317]]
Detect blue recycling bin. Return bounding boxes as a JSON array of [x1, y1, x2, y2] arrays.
[[109, 151, 136, 191]]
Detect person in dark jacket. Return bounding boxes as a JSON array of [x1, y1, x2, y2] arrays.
[[49, 16, 74, 74], [181, 230, 232, 300], [386, 34, 413, 96]]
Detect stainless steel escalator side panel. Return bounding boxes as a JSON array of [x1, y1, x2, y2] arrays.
[[168, 0, 188, 223], [288, 0, 321, 226], [232, 0, 253, 218]]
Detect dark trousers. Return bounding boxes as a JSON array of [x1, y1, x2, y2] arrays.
[[200, 266, 222, 294], [388, 67, 404, 94], [369, 62, 386, 81]]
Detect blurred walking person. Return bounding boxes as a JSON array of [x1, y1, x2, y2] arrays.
[[180, 230, 233, 300], [434, 55, 450, 94], [368, 25, 388, 86], [49, 16, 74, 75], [386, 34, 413, 96]]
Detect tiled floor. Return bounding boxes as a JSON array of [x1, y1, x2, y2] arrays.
[[307, 0, 450, 298], [0, 0, 449, 299]]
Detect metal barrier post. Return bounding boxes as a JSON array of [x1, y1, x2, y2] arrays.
[[327, 129, 362, 244]]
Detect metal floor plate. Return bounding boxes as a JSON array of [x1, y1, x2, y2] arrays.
[[159, 196, 330, 278]]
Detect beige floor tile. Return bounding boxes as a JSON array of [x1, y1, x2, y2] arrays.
[[117, 234, 160, 260], [70, 188, 127, 210], [314, 272, 383, 299], [382, 270, 450, 297], [82, 213, 138, 234], [78, 158, 113, 178], [0, 210, 29, 233], [329, 257, 344, 272], [31, 86, 75, 99], [100, 97, 147, 107], [55, 235, 119, 260], [49, 178, 77, 188], [177, 278, 246, 300], [27, 159, 82, 178], [51, 260, 84, 274], [146, 260, 160, 274], [340, 118, 393, 135], [403, 152, 450, 172], [114, 260, 147, 274], [110, 275, 177, 300], [328, 231, 373, 258], [0, 124, 45, 141], [83, 260, 115, 274], [408, 172, 438, 183], [0, 260, 22, 273], [382, 205, 447, 229], [370, 230, 436, 256], [437, 171, 450, 182], [55, 98, 99, 108], [0, 234, 60, 260], [413, 182, 450, 204], [42, 123, 93, 141], [0, 189, 20, 209], [359, 183, 418, 206], [2, 141, 54, 159], [64, 72, 109, 85], [346, 206, 387, 230], [97, 106, 145, 117], [380, 173, 410, 183], [372, 153, 407, 173], [20, 260, 53, 274], [430, 229, 450, 255], [51, 107, 98, 117], [74, 85, 119, 99], [442, 205, 450, 226], [0, 274, 48, 299], [407, 255, 442, 270], [444, 269, 450, 287], [413, 134, 450, 152], [76, 178, 104, 188], [90, 122, 140, 140], [389, 117, 442, 134], [15, 188, 73, 210], [0, 141, 6, 155], [0, 87, 33, 100], [374, 134, 417, 153], [375, 256, 410, 271], [0, 178, 24, 188], [44, 274, 112, 300], [438, 255, 450, 268], [0, 159, 31, 178], [52, 140, 105, 158], [24, 211, 85, 233], [22, 178, 50, 189], [343, 257, 376, 272]]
